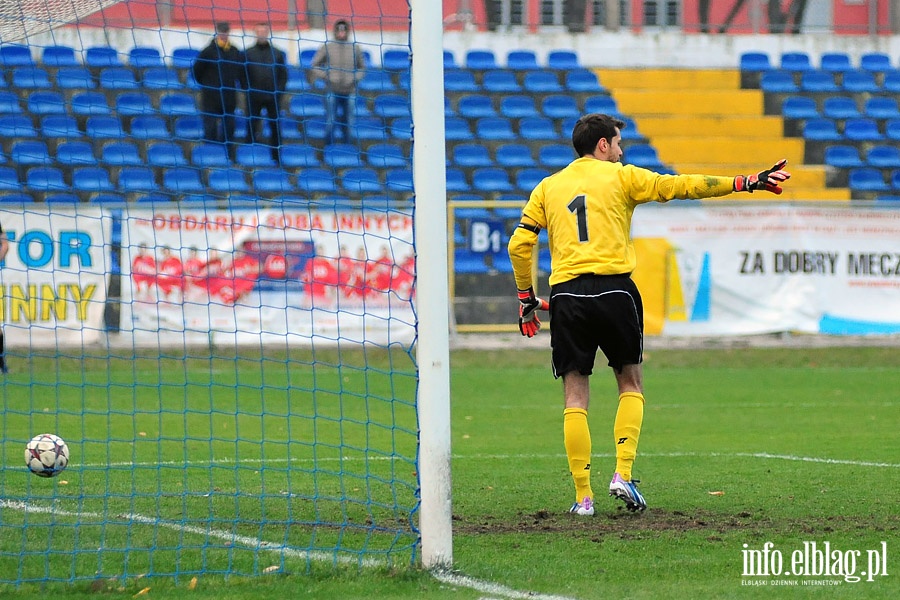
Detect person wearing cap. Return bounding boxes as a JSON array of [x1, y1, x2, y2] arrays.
[[309, 19, 366, 146], [244, 23, 288, 163], [191, 22, 247, 160]]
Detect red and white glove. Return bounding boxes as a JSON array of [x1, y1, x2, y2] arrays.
[[517, 288, 550, 338], [733, 159, 791, 194]]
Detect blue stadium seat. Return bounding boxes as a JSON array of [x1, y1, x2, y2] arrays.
[[0, 45, 34, 67], [892, 171, 900, 190], [71, 92, 110, 115], [472, 167, 513, 193], [507, 50, 538, 70], [848, 168, 889, 191], [476, 117, 515, 140], [116, 92, 155, 116], [0, 115, 38, 138], [547, 50, 579, 70], [142, 68, 184, 90], [822, 97, 860, 120], [844, 118, 884, 141], [41, 45, 78, 67], [99, 67, 138, 89], [453, 144, 493, 168], [118, 167, 159, 192], [519, 117, 557, 140], [172, 115, 204, 140], [147, 142, 187, 167], [884, 71, 900, 93], [444, 117, 473, 140], [541, 95, 579, 119], [44, 193, 81, 203], [323, 143, 363, 168], [27, 91, 66, 115], [444, 70, 479, 92], [500, 95, 539, 119], [284, 66, 309, 92], [516, 168, 550, 191], [56, 67, 95, 89], [454, 249, 488, 274], [385, 168, 414, 193], [90, 193, 126, 204], [565, 69, 605, 93], [191, 143, 230, 167], [864, 97, 900, 119], [841, 70, 880, 93], [781, 96, 820, 119], [129, 115, 169, 139], [760, 71, 799, 93], [11, 141, 51, 166], [280, 144, 320, 168], [866, 145, 900, 168], [445, 168, 470, 192], [129, 47, 164, 69], [159, 93, 198, 117], [538, 144, 573, 168], [823, 145, 864, 168], [0, 92, 20, 114], [341, 168, 382, 194], [625, 144, 665, 169], [482, 70, 521, 93], [443, 50, 458, 70], [12, 67, 52, 89], [739, 52, 771, 72], [780, 52, 812, 72], [389, 116, 413, 140], [56, 141, 97, 166], [0, 167, 21, 191], [496, 144, 536, 168], [523, 72, 563, 93], [802, 118, 842, 141], [465, 50, 498, 70], [366, 143, 406, 168], [72, 167, 115, 193], [162, 167, 204, 193], [352, 116, 387, 140], [85, 116, 125, 139], [171, 48, 199, 69], [85, 47, 122, 68], [382, 49, 410, 72], [297, 168, 337, 194], [820, 52, 852, 73], [233, 144, 275, 168], [26, 167, 69, 192], [359, 70, 396, 92], [860, 53, 892, 73], [253, 169, 295, 193], [800, 71, 840, 93], [373, 94, 411, 119], [299, 48, 317, 69], [584, 95, 620, 115], [101, 142, 142, 166], [208, 168, 250, 193], [457, 94, 496, 119]]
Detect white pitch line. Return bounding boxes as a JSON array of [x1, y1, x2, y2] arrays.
[[432, 570, 577, 600]]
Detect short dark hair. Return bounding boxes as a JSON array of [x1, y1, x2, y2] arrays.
[[571, 113, 625, 157], [215, 21, 230, 33], [334, 20, 350, 33]]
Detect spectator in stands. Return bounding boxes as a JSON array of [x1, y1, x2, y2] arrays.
[[309, 19, 366, 146], [0, 221, 8, 373], [244, 23, 288, 163], [191, 22, 247, 160]]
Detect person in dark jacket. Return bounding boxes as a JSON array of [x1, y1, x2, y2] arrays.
[[191, 22, 247, 160], [244, 23, 288, 163]]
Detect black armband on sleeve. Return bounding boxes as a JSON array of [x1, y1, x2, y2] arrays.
[[516, 222, 541, 234]]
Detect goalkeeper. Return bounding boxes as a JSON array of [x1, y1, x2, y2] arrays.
[[508, 113, 790, 515]]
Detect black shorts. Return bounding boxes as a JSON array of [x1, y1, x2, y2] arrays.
[[549, 273, 644, 377]]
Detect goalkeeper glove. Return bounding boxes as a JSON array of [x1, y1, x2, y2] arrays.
[[517, 288, 549, 338], [733, 159, 791, 194]]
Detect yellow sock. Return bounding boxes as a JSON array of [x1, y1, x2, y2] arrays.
[[563, 408, 592, 502], [614, 392, 645, 481]]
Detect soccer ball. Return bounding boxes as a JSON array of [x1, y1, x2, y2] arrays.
[[24, 433, 69, 478]]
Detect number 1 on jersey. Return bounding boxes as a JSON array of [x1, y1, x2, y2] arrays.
[[567, 194, 588, 242]]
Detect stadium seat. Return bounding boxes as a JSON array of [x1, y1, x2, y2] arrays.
[[759, 71, 799, 93], [472, 167, 514, 193], [99, 68, 138, 89], [129, 115, 169, 139], [373, 94, 411, 119], [0, 115, 37, 138], [0, 167, 21, 191], [465, 50, 498, 70], [351, 116, 386, 140], [44, 193, 81, 204], [476, 117, 516, 140], [11, 141, 51, 166], [443, 50, 458, 70], [625, 144, 665, 169], [387, 116, 411, 140], [739, 52, 771, 73], [385, 168, 414, 192], [781, 96, 820, 119], [892, 171, 900, 190], [820, 52, 852, 73], [619, 116, 644, 140], [496, 144, 536, 168], [162, 167, 204, 193], [0, 192, 34, 203], [547, 50, 580, 70], [0, 92, 20, 114], [71, 92, 110, 115], [444, 117, 473, 140], [171, 48, 199, 69], [444, 70, 479, 92], [864, 97, 900, 119], [85, 47, 122, 68], [802, 118, 842, 141], [516, 168, 550, 191], [0, 45, 34, 67], [482, 70, 521, 93], [499, 95, 539, 119], [191, 143, 230, 167], [884, 71, 900, 93], [56, 141, 97, 166], [85, 116, 125, 140], [159, 93, 198, 117], [173, 115, 204, 139], [844, 118, 884, 141], [12, 67, 52, 89], [101, 142, 143, 166], [280, 144, 320, 168], [866, 145, 900, 168], [253, 169, 295, 193], [453, 144, 493, 168], [298, 48, 317, 69], [780, 52, 812, 72], [147, 142, 187, 167], [841, 70, 880, 93], [323, 143, 363, 168], [541, 95, 579, 119], [565, 69, 605, 93], [236, 144, 277, 168], [523, 72, 563, 93], [341, 168, 382, 194], [26, 167, 69, 192], [848, 168, 889, 191], [860, 53, 892, 73], [454, 249, 488, 274], [519, 117, 557, 140], [56, 67, 95, 89], [129, 47, 164, 69], [284, 66, 309, 92], [445, 168, 470, 192], [89, 193, 126, 204], [208, 168, 250, 193], [507, 50, 538, 70], [584, 95, 620, 115], [457, 94, 496, 119], [382, 49, 410, 72], [538, 144, 573, 168], [359, 70, 396, 92], [41, 45, 78, 67], [823, 145, 864, 168], [800, 72, 840, 93], [116, 92, 155, 116], [822, 97, 860, 120], [27, 91, 66, 115], [118, 167, 159, 192], [297, 168, 337, 194], [366, 143, 407, 168], [72, 167, 115, 193], [142, 68, 184, 90]]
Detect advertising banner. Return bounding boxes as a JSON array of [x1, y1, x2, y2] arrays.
[[120, 208, 416, 346], [0, 209, 110, 347]]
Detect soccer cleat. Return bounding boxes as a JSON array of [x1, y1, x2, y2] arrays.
[[609, 473, 647, 512], [569, 496, 594, 516]]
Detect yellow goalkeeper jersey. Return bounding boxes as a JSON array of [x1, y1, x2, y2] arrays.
[[508, 157, 734, 288]]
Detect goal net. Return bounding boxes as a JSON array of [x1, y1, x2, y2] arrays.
[[0, 0, 451, 584]]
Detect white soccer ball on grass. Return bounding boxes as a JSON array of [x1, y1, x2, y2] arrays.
[[25, 433, 69, 478]]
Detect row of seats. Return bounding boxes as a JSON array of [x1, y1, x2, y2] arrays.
[[782, 95, 900, 120], [759, 69, 900, 94], [741, 51, 900, 74], [825, 144, 900, 169], [800, 117, 900, 142], [848, 168, 900, 192]]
